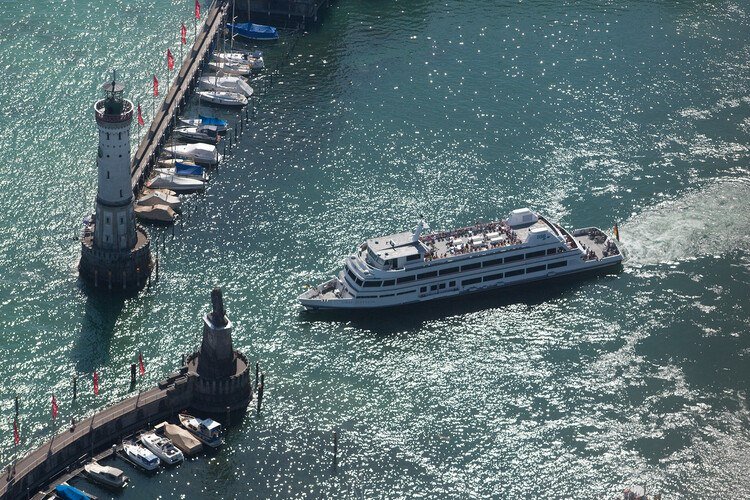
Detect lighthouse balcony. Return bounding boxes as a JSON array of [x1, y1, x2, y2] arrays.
[[94, 98, 133, 123]]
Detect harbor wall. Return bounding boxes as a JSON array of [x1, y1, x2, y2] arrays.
[[0, 372, 193, 500]]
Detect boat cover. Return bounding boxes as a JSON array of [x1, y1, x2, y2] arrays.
[[158, 422, 203, 455], [228, 22, 279, 40], [199, 115, 228, 127], [175, 163, 204, 176], [55, 484, 89, 500]]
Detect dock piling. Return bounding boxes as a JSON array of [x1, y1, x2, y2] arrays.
[[72, 376, 77, 400], [130, 364, 136, 385], [257, 373, 264, 414], [14, 395, 19, 416], [255, 362, 259, 390], [333, 429, 338, 467]]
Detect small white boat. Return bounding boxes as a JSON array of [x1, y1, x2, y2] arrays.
[[196, 90, 248, 107], [146, 173, 206, 193], [83, 461, 129, 489], [154, 167, 208, 182], [158, 158, 199, 169], [122, 442, 160, 471], [140, 432, 184, 465], [178, 413, 223, 448], [178, 116, 229, 133], [207, 60, 251, 75], [199, 76, 253, 97], [212, 52, 264, 69], [137, 191, 182, 212], [163, 143, 221, 166], [134, 204, 177, 224], [173, 125, 222, 144]]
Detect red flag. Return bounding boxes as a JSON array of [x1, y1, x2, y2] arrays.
[[51, 395, 58, 420], [167, 48, 175, 71], [13, 419, 19, 445], [194, 0, 200, 19], [93, 371, 99, 395], [138, 352, 146, 376], [137, 103, 145, 126], [181, 23, 187, 45], [153, 75, 159, 97]]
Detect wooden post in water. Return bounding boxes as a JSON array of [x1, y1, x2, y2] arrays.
[[72, 376, 77, 400], [257, 373, 264, 414], [333, 429, 338, 468], [130, 364, 137, 385]]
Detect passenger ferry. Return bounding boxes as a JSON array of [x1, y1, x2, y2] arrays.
[[298, 208, 622, 310]]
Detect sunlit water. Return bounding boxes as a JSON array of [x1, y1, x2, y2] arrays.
[[1, 0, 750, 497]]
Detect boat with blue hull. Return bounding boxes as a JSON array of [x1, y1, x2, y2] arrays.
[[227, 22, 279, 40], [299, 208, 622, 310]]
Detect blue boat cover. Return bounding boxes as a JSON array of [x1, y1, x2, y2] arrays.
[[55, 484, 89, 500], [228, 22, 279, 40], [198, 115, 228, 127], [175, 162, 204, 176]]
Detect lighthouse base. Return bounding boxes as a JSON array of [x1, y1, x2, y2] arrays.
[[79, 226, 153, 292], [186, 350, 252, 419]]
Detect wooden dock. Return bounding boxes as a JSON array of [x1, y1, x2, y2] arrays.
[[130, 0, 230, 192]]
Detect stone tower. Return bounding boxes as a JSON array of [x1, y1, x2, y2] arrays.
[[187, 288, 251, 418], [79, 72, 152, 291]]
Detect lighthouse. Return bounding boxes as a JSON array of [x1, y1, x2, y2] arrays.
[[79, 72, 152, 291]]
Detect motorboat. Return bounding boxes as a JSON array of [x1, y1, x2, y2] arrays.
[[178, 115, 229, 134], [146, 173, 206, 193], [83, 461, 129, 489], [213, 51, 264, 69], [154, 421, 203, 456], [134, 204, 177, 224], [140, 432, 184, 465], [197, 90, 248, 107], [199, 76, 254, 97], [163, 143, 220, 166], [227, 22, 279, 40], [207, 60, 252, 75], [54, 483, 97, 500], [178, 413, 223, 448], [173, 125, 222, 144], [154, 165, 208, 182], [122, 442, 160, 471], [137, 190, 182, 212]]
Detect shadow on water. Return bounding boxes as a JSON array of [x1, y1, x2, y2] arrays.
[[299, 266, 623, 334], [70, 279, 130, 373]]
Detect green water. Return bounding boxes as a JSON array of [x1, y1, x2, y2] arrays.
[[2, 0, 750, 497]]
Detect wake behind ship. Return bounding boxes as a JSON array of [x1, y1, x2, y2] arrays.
[[299, 208, 622, 310]]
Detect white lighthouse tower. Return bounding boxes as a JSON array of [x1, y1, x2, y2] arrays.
[[80, 72, 152, 291]]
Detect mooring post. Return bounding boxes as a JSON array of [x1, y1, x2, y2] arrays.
[[257, 373, 264, 414], [72, 375, 77, 400], [255, 362, 259, 390], [182, 353, 186, 366], [333, 429, 338, 467], [225, 406, 231, 428], [234, 121, 238, 141], [130, 364, 136, 384], [14, 395, 19, 416]]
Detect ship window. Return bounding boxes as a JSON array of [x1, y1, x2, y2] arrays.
[[527, 265, 545, 273], [483, 258, 503, 267], [382, 279, 395, 286], [396, 290, 415, 295], [418, 271, 437, 280], [449, 280, 456, 287], [461, 262, 481, 271], [506, 269, 525, 277], [505, 254, 523, 263], [380, 293, 394, 297], [462, 277, 481, 286], [420, 286, 427, 293], [439, 267, 458, 276], [547, 248, 558, 255], [406, 254, 421, 261], [439, 283, 446, 289], [430, 285, 438, 291], [346, 269, 357, 282], [484, 273, 504, 282], [396, 275, 415, 284], [359, 295, 376, 299], [363, 280, 382, 287], [548, 260, 567, 269], [526, 250, 546, 259], [355, 278, 364, 286]]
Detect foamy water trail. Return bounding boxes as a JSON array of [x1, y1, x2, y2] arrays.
[[621, 178, 750, 266]]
